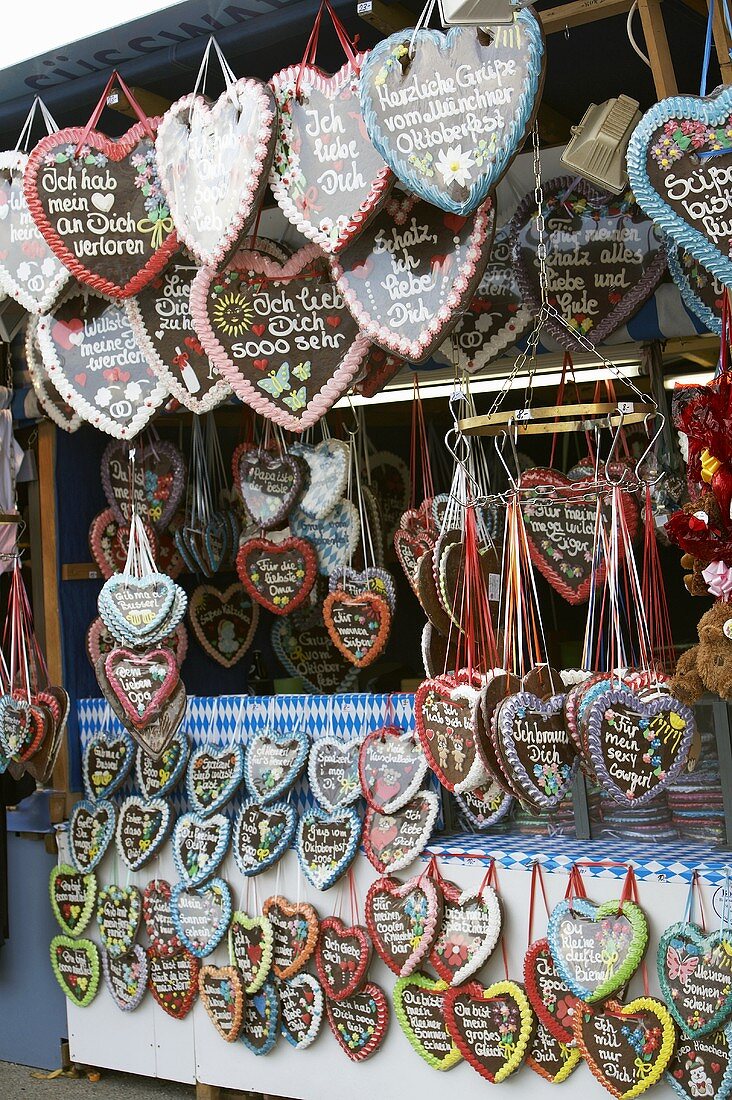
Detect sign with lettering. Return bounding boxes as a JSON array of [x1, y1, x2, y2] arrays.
[[127, 260, 231, 412], [50, 935, 100, 1007], [575, 997, 676, 1099], [37, 290, 167, 439], [511, 176, 666, 347], [455, 781, 513, 830], [547, 897, 649, 1003], [659, 922, 732, 1037], [101, 437, 185, 528], [627, 87, 732, 289], [668, 245, 724, 335], [171, 810, 230, 887], [363, 790, 439, 875], [190, 246, 370, 431], [115, 794, 171, 872], [68, 798, 115, 874], [189, 582, 258, 669], [315, 916, 372, 1002], [0, 151, 69, 312], [198, 964, 245, 1041], [155, 78, 276, 268], [587, 688, 695, 805], [430, 880, 502, 986], [237, 536, 317, 615], [270, 55, 392, 253], [147, 947, 199, 1019], [415, 677, 487, 794], [393, 973, 462, 1070], [24, 120, 178, 298], [271, 603, 359, 694], [308, 736, 361, 813], [365, 874, 443, 976], [519, 468, 640, 604], [170, 877, 231, 958], [326, 981, 389, 1060], [228, 911, 274, 995], [443, 979, 533, 1081], [434, 225, 533, 372], [496, 691, 576, 810], [330, 194, 495, 362], [360, 14, 544, 215], [296, 805, 362, 891]]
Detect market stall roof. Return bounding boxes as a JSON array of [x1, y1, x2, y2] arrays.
[[0, 0, 718, 149]]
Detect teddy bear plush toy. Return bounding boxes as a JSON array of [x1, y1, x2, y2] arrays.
[[670, 599, 732, 704]]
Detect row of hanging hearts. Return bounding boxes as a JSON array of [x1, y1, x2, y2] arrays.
[[72, 721, 436, 883], [51, 852, 729, 1098]]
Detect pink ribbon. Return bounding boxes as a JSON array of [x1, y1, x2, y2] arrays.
[[702, 560, 732, 599]]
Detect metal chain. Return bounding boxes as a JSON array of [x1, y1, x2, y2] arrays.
[[532, 122, 548, 307]]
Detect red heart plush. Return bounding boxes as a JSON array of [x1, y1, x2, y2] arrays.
[[24, 121, 178, 298]]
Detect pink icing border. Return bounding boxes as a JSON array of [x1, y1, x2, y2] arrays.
[[269, 56, 394, 254], [23, 122, 179, 299], [189, 245, 371, 432], [104, 647, 179, 729], [329, 194, 495, 362], [155, 81, 276, 270]]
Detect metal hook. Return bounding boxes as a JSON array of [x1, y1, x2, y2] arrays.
[[635, 411, 667, 486], [494, 428, 521, 488], [604, 411, 628, 486]]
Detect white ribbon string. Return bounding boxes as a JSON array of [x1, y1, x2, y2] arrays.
[[192, 36, 237, 99]]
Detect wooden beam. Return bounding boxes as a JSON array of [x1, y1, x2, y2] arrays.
[[36, 422, 69, 821], [195, 1085, 221, 1100], [61, 563, 104, 582], [636, 0, 678, 97], [359, 0, 642, 35], [107, 84, 171, 120], [357, 0, 412, 34], [710, 0, 732, 85]]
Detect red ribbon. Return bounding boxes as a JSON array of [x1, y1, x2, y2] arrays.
[[75, 70, 155, 156]]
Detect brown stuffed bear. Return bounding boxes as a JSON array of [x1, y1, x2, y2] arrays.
[[670, 600, 732, 703]]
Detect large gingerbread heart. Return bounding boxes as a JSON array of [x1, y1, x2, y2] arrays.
[[101, 647, 180, 730], [627, 87, 732, 288], [233, 447, 303, 529], [587, 687, 695, 805], [360, 16, 544, 215], [330, 194, 495, 361], [323, 590, 391, 668], [142, 879, 182, 956], [363, 791, 439, 875], [271, 602, 359, 693], [359, 726, 428, 814], [102, 944, 148, 1012], [365, 874, 443, 976], [156, 79, 276, 268], [37, 290, 167, 440], [228, 911, 274, 995], [270, 55, 392, 253], [50, 864, 97, 938], [443, 979, 533, 1081], [496, 691, 577, 810], [198, 964, 245, 1042], [414, 676, 487, 793], [548, 896, 649, 1003], [523, 937, 580, 1045], [296, 806, 362, 891], [280, 972, 324, 1049], [190, 246, 370, 431], [394, 972, 462, 1071], [0, 151, 70, 313], [315, 916, 372, 1002], [429, 878, 502, 986], [24, 120, 178, 298], [667, 244, 724, 335], [658, 921, 732, 1037], [50, 935, 100, 1007], [519, 468, 640, 604], [575, 997, 676, 1099], [511, 176, 667, 347], [232, 799, 296, 877]]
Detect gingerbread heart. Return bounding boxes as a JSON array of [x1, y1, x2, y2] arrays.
[[414, 676, 487, 793], [69, 798, 115, 874], [97, 884, 142, 958], [272, 602, 359, 693], [116, 795, 171, 872], [496, 691, 577, 810], [315, 916, 372, 1002], [232, 799, 297, 878], [289, 439, 350, 519], [279, 972, 324, 1049], [190, 248, 370, 432], [233, 448, 303, 529], [394, 972, 462, 1070], [527, 1019, 581, 1083], [575, 997, 676, 1099], [666, 1024, 732, 1100], [658, 921, 732, 1037], [188, 582, 258, 668], [365, 874, 442, 976], [236, 536, 317, 615], [49, 864, 97, 938], [323, 590, 391, 668], [244, 726, 309, 804], [135, 729, 189, 800], [25, 315, 80, 432], [444, 979, 533, 1081], [307, 736, 361, 813], [82, 727, 134, 801], [142, 879, 182, 956], [296, 806, 362, 891], [430, 878, 502, 986], [101, 648, 180, 730], [25, 120, 178, 298], [548, 896, 649, 1003], [147, 948, 199, 1018], [326, 981, 389, 1061], [88, 509, 158, 579], [363, 791, 439, 875], [186, 744, 244, 817], [100, 437, 185, 528], [240, 980, 280, 1055], [172, 811, 230, 886], [523, 937, 581, 1045], [102, 944, 148, 1012], [228, 911, 274, 995], [359, 726, 428, 813], [262, 896, 319, 980], [171, 878, 231, 958], [50, 935, 100, 1007], [198, 964, 244, 1041]]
